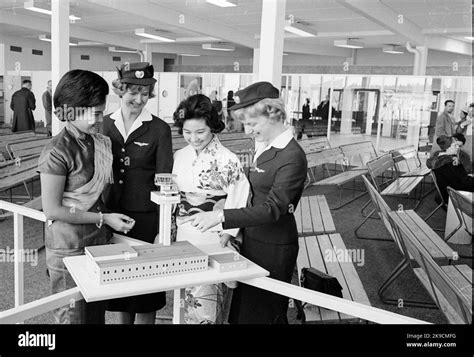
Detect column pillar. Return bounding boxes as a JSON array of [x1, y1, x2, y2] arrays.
[[416, 46, 428, 76], [252, 48, 260, 83], [51, 0, 69, 136], [144, 44, 153, 63], [257, 0, 286, 89], [340, 89, 354, 134]]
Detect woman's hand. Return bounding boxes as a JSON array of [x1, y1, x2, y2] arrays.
[[219, 233, 233, 248], [179, 211, 220, 232], [104, 213, 135, 234]]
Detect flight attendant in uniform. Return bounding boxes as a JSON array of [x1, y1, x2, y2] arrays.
[[102, 62, 173, 324], [183, 82, 308, 324]]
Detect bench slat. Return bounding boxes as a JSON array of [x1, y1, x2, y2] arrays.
[[328, 233, 371, 306], [306, 196, 323, 233], [405, 211, 454, 258], [441, 265, 472, 305], [316, 195, 335, 233], [300, 196, 314, 233], [456, 265, 473, 284], [314, 169, 367, 186], [393, 211, 451, 260], [297, 237, 323, 322], [413, 267, 467, 324], [317, 234, 353, 320], [305, 236, 339, 321]]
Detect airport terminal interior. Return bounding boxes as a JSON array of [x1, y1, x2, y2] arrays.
[[0, 0, 472, 326]]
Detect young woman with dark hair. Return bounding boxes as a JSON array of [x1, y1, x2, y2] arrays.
[[172, 94, 250, 324], [39, 69, 135, 324]]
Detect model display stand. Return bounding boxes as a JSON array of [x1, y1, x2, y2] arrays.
[[85, 241, 208, 285], [152, 173, 180, 246]]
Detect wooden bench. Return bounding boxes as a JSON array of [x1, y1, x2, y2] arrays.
[[294, 195, 336, 236], [298, 137, 331, 154], [6, 137, 51, 160], [308, 145, 369, 209], [391, 145, 430, 178], [304, 147, 345, 188], [340, 141, 378, 169], [358, 177, 456, 308], [0, 154, 40, 200], [0, 131, 47, 158], [296, 233, 371, 323], [389, 210, 472, 323], [366, 154, 424, 209], [295, 121, 327, 138]]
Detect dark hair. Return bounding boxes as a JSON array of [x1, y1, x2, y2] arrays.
[[469, 103, 474, 108], [444, 99, 455, 106], [22, 79, 31, 85], [436, 135, 452, 150], [227, 90, 234, 100], [54, 70, 109, 122], [452, 133, 466, 145], [173, 94, 225, 135]]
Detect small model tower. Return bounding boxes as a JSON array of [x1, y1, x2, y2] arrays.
[[152, 173, 180, 246]]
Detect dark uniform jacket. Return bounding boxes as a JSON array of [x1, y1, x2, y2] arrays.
[[11, 87, 36, 132], [224, 138, 308, 244], [101, 110, 173, 212]]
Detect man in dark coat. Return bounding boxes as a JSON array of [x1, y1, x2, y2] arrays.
[[11, 79, 36, 132]]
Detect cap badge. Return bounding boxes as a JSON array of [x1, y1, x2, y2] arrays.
[[234, 96, 240, 104], [135, 70, 144, 79]]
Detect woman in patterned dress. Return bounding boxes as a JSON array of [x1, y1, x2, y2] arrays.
[[172, 94, 250, 324]]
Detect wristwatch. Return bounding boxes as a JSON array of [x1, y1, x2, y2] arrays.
[[217, 210, 225, 223]]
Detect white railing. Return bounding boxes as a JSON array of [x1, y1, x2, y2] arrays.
[[0, 200, 428, 325]]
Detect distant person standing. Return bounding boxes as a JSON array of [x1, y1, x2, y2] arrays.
[[456, 106, 472, 135], [42, 80, 52, 136], [210, 90, 223, 122], [226, 90, 236, 116], [435, 100, 457, 137], [316, 95, 331, 122], [302, 98, 311, 120], [432, 99, 456, 154], [11, 79, 36, 132]]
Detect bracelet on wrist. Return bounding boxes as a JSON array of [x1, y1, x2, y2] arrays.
[[96, 211, 104, 229]]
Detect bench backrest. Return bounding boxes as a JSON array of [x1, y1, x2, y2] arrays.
[[388, 210, 472, 324], [340, 141, 377, 167], [361, 175, 399, 247], [0, 154, 40, 180], [0, 131, 37, 141], [391, 145, 421, 173], [447, 187, 473, 235], [306, 147, 344, 170], [366, 154, 396, 191], [298, 137, 330, 154], [7, 138, 51, 159]]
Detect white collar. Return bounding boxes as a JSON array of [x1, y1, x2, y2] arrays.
[[110, 107, 152, 141], [254, 127, 293, 161]]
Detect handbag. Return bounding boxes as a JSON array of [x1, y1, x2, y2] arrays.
[[295, 267, 343, 323]]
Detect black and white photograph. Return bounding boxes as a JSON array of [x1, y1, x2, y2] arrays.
[[0, 0, 472, 355]]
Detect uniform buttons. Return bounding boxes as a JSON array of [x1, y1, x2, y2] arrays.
[[119, 180, 123, 184], [120, 169, 125, 173], [121, 148, 126, 152], [120, 158, 124, 162]]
